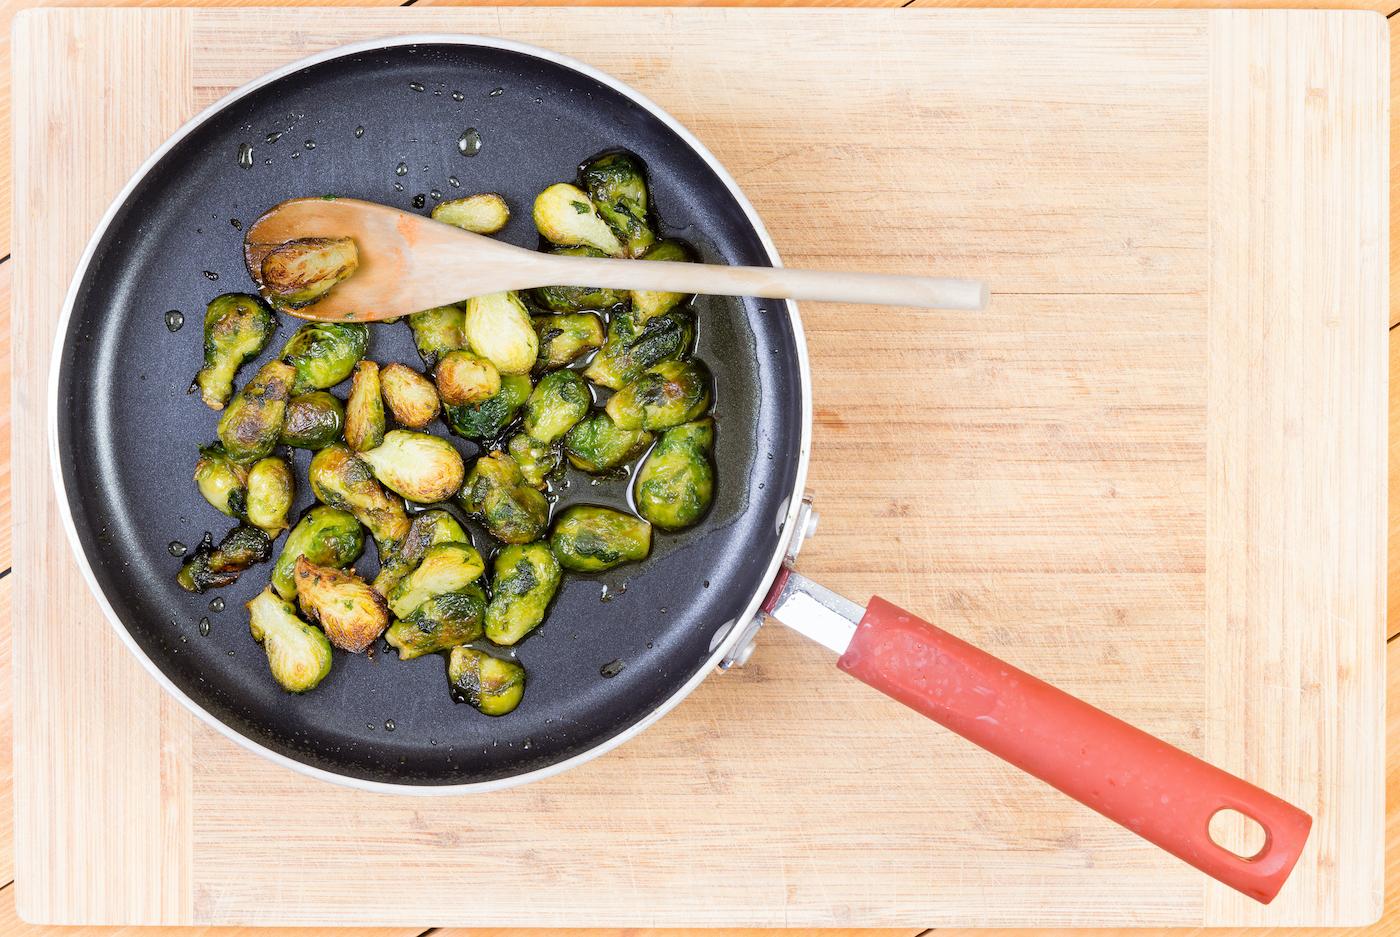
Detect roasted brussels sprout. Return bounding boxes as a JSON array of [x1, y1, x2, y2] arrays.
[[532, 312, 605, 370], [507, 433, 562, 489], [344, 359, 386, 452], [443, 373, 532, 441], [176, 524, 272, 592], [386, 542, 486, 619], [246, 456, 294, 536], [408, 305, 465, 371], [379, 362, 441, 429], [360, 430, 465, 504], [247, 586, 332, 693], [563, 412, 653, 473], [529, 247, 629, 313], [631, 239, 694, 320], [549, 505, 652, 572], [431, 192, 510, 234], [260, 236, 359, 308], [458, 452, 549, 545], [271, 506, 365, 600], [194, 442, 249, 518], [279, 391, 345, 450], [281, 322, 368, 394], [484, 542, 561, 646], [448, 647, 525, 716], [385, 586, 486, 660], [308, 444, 410, 548], [583, 308, 695, 390], [217, 359, 295, 463], [580, 151, 655, 258], [371, 509, 470, 596], [293, 556, 389, 653], [606, 359, 711, 430], [635, 417, 714, 530], [463, 292, 538, 376], [533, 183, 623, 256], [435, 350, 500, 406], [193, 293, 276, 410], [522, 370, 590, 443]]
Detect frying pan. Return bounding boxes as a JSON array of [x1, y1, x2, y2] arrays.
[[51, 35, 1311, 905]]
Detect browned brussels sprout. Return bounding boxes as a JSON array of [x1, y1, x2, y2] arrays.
[[379, 362, 441, 429], [385, 586, 486, 660], [217, 359, 295, 463], [386, 542, 486, 619], [583, 308, 695, 391], [580, 151, 655, 258], [507, 433, 562, 489], [344, 360, 385, 452], [260, 236, 359, 307], [247, 586, 333, 693], [549, 505, 651, 572], [308, 444, 410, 548], [361, 430, 465, 504], [193, 293, 276, 410], [463, 292, 538, 376], [522, 370, 590, 443], [484, 542, 561, 646], [431, 193, 510, 234], [458, 451, 549, 545], [529, 247, 628, 313], [176, 524, 272, 592], [246, 456, 294, 536], [408, 305, 465, 372], [605, 359, 711, 431], [532, 183, 623, 256], [281, 322, 368, 394], [371, 509, 470, 596], [272, 506, 365, 600], [279, 391, 345, 450], [532, 312, 605, 370], [435, 350, 500, 406], [631, 239, 695, 320], [194, 442, 249, 518], [634, 417, 714, 530], [443, 373, 532, 441], [448, 647, 525, 716], [563, 412, 653, 474], [293, 556, 388, 653]]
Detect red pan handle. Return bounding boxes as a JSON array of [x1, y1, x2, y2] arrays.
[[837, 596, 1312, 904]]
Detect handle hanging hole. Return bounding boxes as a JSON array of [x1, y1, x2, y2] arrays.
[[1208, 807, 1268, 860]]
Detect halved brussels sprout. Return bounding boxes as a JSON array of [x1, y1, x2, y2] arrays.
[[380, 362, 441, 429], [580, 151, 655, 258], [386, 542, 486, 619], [563, 412, 653, 473], [635, 417, 715, 530], [532, 183, 623, 256], [177, 524, 272, 593], [507, 433, 562, 489], [194, 442, 249, 518], [529, 247, 629, 313], [281, 322, 368, 394], [606, 359, 711, 430], [408, 305, 466, 372], [247, 586, 333, 693], [549, 505, 652, 572], [293, 556, 389, 653], [260, 236, 359, 308], [360, 430, 465, 504], [522, 370, 590, 443], [532, 312, 605, 370], [217, 359, 295, 463], [485, 542, 561, 646], [463, 292, 538, 376], [246, 456, 294, 536], [372, 509, 470, 596], [272, 505, 365, 600], [345, 360, 386, 452], [631, 239, 695, 320], [385, 586, 486, 660], [443, 373, 532, 441], [435, 350, 500, 406], [583, 308, 695, 390], [280, 391, 345, 450], [193, 293, 276, 410], [431, 193, 510, 234], [448, 646, 526, 716], [458, 452, 549, 545], [308, 444, 410, 548]]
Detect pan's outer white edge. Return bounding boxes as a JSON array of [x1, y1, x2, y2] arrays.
[[45, 33, 814, 796]]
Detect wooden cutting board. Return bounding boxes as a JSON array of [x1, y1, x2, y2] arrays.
[[10, 7, 1387, 928]]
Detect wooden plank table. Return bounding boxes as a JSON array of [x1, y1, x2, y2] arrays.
[[1, 2, 1394, 934]]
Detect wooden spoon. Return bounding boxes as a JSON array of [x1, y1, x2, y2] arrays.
[[245, 196, 988, 321]]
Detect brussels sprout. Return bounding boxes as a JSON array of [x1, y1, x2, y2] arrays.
[[458, 452, 549, 545], [631, 239, 695, 321], [549, 505, 652, 572], [635, 418, 715, 530], [272, 505, 365, 600], [372, 509, 470, 596], [448, 647, 526, 716], [308, 444, 410, 548], [293, 556, 389, 653], [563, 412, 653, 473], [194, 442, 249, 518], [529, 247, 629, 313], [431, 193, 510, 234], [408, 305, 465, 372], [463, 292, 538, 376], [606, 359, 711, 430], [260, 236, 359, 308], [176, 524, 272, 592], [193, 293, 276, 410], [246, 586, 332, 693], [386, 542, 486, 619], [443, 373, 532, 441], [522, 370, 590, 443], [532, 183, 623, 256], [385, 586, 486, 660], [360, 430, 465, 504], [217, 359, 295, 463], [533, 312, 605, 370], [246, 456, 294, 536], [279, 391, 345, 450], [379, 362, 441, 429], [281, 322, 368, 394], [345, 360, 386, 452], [484, 542, 561, 646], [435, 350, 500, 406], [507, 433, 562, 489], [580, 151, 655, 258], [584, 308, 695, 390]]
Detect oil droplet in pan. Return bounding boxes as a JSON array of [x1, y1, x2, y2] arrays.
[[451, 91, 464, 102], [395, 162, 408, 176], [198, 617, 211, 637], [354, 125, 365, 139], [237, 143, 254, 168], [168, 541, 187, 557], [457, 128, 482, 157], [208, 596, 225, 612], [164, 310, 184, 332], [600, 659, 625, 678], [488, 87, 504, 97], [408, 81, 424, 92], [265, 131, 283, 144]]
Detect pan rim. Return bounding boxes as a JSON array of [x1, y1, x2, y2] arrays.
[[47, 33, 813, 794]]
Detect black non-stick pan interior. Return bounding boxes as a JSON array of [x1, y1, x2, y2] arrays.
[[55, 41, 804, 786]]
